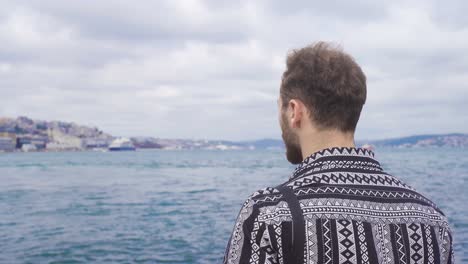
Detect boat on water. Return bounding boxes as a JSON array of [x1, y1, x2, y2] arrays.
[[108, 138, 136, 151], [361, 143, 375, 151]]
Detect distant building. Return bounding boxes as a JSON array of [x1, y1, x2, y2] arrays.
[[16, 136, 47, 150], [16, 137, 31, 148], [0, 122, 15, 134], [83, 138, 110, 149], [0, 137, 15, 152], [0, 132, 16, 140], [46, 129, 83, 151], [31, 138, 47, 150]]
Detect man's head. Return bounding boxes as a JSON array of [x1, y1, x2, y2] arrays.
[[279, 42, 367, 164]]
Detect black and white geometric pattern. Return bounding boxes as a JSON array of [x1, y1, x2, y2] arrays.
[[355, 221, 371, 264], [337, 219, 356, 264], [223, 147, 454, 264]]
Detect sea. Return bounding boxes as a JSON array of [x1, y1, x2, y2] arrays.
[[0, 148, 466, 263]]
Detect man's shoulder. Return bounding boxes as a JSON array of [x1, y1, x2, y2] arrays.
[[243, 172, 448, 219], [243, 186, 282, 206]]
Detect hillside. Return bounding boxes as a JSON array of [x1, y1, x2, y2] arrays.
[[0, 116, 112, 151], [368, 133, 468, 148], [1, 116, 466, 151]]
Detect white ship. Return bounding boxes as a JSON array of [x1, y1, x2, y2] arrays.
[[108, 137, 136, 151], [361, 143, 375, 151]]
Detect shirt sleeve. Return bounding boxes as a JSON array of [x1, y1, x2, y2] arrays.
[[448, 231, 455, 264], [223, 196, 277, 264]]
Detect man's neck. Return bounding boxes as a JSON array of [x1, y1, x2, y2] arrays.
[[300, 130, 356, 161]]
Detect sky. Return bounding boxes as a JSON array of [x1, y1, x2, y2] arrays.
[[0, 0, 467, 141]]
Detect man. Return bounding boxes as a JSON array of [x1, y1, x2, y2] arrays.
[[223, 42, 454, 264]]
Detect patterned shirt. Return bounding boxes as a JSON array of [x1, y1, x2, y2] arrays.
[[223, 147, 454, 264]]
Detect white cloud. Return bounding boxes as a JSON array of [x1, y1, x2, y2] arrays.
[[0, 63, 12, 73], [0, 0, 466, 140]]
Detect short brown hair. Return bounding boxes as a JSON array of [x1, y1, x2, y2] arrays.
[[280, 42, 367, 132]]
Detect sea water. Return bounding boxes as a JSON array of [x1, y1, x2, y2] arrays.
[[0, 148, 466, 263]]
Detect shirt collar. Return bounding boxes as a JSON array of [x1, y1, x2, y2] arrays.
[[290, 146, 381, 180]]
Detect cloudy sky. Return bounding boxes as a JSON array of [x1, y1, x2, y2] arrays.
[[0, 0, 467, 141]]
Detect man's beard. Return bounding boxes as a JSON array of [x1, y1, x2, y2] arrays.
[[280, 112, 303, 165]]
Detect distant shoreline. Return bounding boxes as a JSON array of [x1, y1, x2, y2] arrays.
[[1, 116, 467, 153], [1, 144, 467, 155]]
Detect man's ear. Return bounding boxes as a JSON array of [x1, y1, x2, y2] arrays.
[[288, 99, 304, 129]]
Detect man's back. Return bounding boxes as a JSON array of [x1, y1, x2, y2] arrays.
[[223, 147, 454, 264]]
